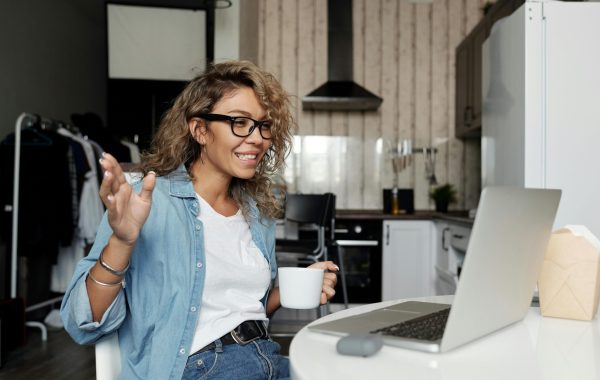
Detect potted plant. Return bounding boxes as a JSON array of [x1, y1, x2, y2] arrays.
[[429, 183, 457, 213]]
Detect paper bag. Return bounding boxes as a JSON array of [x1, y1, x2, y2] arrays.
[[538, 225, 600, 320]]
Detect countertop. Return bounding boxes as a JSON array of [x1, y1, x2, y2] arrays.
[[336, 209, 474, 226]]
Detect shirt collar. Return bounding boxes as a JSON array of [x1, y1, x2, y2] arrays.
[[167, 164, 196, 198], [166, 164, 263, 221]]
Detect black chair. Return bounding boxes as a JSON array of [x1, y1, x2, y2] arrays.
[[276, 193, 336, 265], [275, 193, 349, 310], [270, 193, 335, 338]]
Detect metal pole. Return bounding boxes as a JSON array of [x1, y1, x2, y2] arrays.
[[11, 113, 28, 298]]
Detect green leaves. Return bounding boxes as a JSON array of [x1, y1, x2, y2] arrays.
[[429, 183, 457, 205]]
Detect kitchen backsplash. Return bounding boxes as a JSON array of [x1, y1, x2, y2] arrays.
[[283, 135, 480, 210], [283, 135, 380, 209]]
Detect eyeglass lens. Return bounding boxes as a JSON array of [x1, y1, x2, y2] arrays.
[[231, 117, 272, 139]]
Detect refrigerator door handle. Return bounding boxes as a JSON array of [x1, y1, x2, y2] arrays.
[[441, 227, 450, 251]]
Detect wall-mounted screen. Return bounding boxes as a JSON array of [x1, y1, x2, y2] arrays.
[[107, 4, 207, 80]]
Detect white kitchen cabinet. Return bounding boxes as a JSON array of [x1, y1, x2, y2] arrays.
[[382, 220, 434, 301], [432, 220, 472, 295]]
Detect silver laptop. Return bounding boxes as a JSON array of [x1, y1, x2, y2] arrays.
[[309, 187, 561, 353]]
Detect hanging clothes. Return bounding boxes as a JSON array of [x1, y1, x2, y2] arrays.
[[71, 112, 131, 162], [0, 125, 74, 308], [2, 112, 141, 312], [50, 127, 104, 292], [120, 139, 141, 163]]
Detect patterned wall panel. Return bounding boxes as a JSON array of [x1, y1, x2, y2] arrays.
[[258, 0, 486, 211]]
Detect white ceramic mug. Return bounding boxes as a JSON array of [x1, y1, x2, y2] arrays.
[[278, 267, 324, 309]]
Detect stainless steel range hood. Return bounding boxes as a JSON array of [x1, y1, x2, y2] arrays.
[[302, 0, 382, 111]]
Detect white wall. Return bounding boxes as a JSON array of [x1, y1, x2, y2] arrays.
[[214, 0, 241, 62]]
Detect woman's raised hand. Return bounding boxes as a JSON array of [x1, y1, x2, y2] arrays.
[[98, 153, 156, 246]]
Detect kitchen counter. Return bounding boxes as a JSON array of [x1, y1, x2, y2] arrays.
[[336, 209, 474, 226]]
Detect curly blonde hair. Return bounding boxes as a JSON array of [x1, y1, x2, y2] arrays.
[[139, 60, 295, 219]]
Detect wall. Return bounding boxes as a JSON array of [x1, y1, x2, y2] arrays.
[[257, 0, 486, 210], [0, 0, 107, 140], [239, 0, 260, 63], [215, 0, 240, 62], [0, 0, 486, 211]]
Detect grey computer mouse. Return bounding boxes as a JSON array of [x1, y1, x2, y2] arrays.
[[336, 334, 383, 357]]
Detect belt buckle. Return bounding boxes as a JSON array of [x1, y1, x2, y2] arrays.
[[230, 321, 265, 346]]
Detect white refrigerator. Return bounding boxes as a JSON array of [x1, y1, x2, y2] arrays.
[[482, 0, 600, 237]]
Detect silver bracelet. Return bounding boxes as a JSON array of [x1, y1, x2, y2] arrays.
[[99, 250, 130, 276], [87, 271, 124, 288]]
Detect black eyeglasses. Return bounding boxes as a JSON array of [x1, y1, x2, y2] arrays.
[[197, 113, 272, 139]]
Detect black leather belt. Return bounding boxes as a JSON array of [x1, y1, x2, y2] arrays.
[[194, 320, 269, 354]]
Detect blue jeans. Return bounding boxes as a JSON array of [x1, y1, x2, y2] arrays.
[[181, 338, 290, 380]]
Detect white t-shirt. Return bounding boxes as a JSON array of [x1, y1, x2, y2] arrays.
[[189, 195, 271, 354]]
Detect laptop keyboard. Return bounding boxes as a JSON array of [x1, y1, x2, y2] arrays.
[[371, 307, 451, 341]]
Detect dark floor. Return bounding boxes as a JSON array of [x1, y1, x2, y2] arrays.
[[0, 325, 296, 380], [0, 327, 96, 380], [0, 304, 326, 380]]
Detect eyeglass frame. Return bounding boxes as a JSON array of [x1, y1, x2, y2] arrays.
[[195, 113, 273, 140]]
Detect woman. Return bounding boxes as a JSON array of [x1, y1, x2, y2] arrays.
[[61, 61, 338, 379]]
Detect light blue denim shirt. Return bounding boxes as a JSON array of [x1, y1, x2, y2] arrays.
[[60, 165, 277, 380]]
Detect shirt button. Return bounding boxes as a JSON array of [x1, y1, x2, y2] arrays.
[[197, 262, 203, 268], [195, 224, 201, 230], [179, 348, 185, 355], [190, 306, 197, 312]]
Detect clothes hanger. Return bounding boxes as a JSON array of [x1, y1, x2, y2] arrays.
[[1, 114, 53, 146]]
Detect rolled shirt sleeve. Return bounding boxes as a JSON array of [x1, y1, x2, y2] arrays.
[[61, 268, 127, 344], [60, 213, 127, 345]]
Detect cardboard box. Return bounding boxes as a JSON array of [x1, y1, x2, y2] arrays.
[[538, 225, 600, 320]]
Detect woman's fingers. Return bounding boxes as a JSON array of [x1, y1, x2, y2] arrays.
[[323, 272, 337, 288], [308, 260, 340, 273], [303, 261, 340, 304], [321, 293, 328, 305], [306, 261, 339, 304], [98, 153, 136, 222], [99, 154, 119, 196], [139, 171, 156, 202], [321, 285, 336, 304], [320, 272, 338, 304], [99, 153, 127, 195], [322, 285, 336, 298], [98, 170, 115, 209], [96, 153, 154, 245]]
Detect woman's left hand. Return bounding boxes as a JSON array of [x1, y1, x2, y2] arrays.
[[308, 261, 339, 305]]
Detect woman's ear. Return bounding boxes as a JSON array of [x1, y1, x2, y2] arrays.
[[188, 118, 207, 145]]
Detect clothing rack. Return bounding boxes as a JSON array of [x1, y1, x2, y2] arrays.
[[10, 112, 76, 341]]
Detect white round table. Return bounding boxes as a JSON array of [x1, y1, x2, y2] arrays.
[[289, 296, 600, 380]]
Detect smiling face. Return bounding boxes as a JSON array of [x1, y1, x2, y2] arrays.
[[189, 86, 271, 181]]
